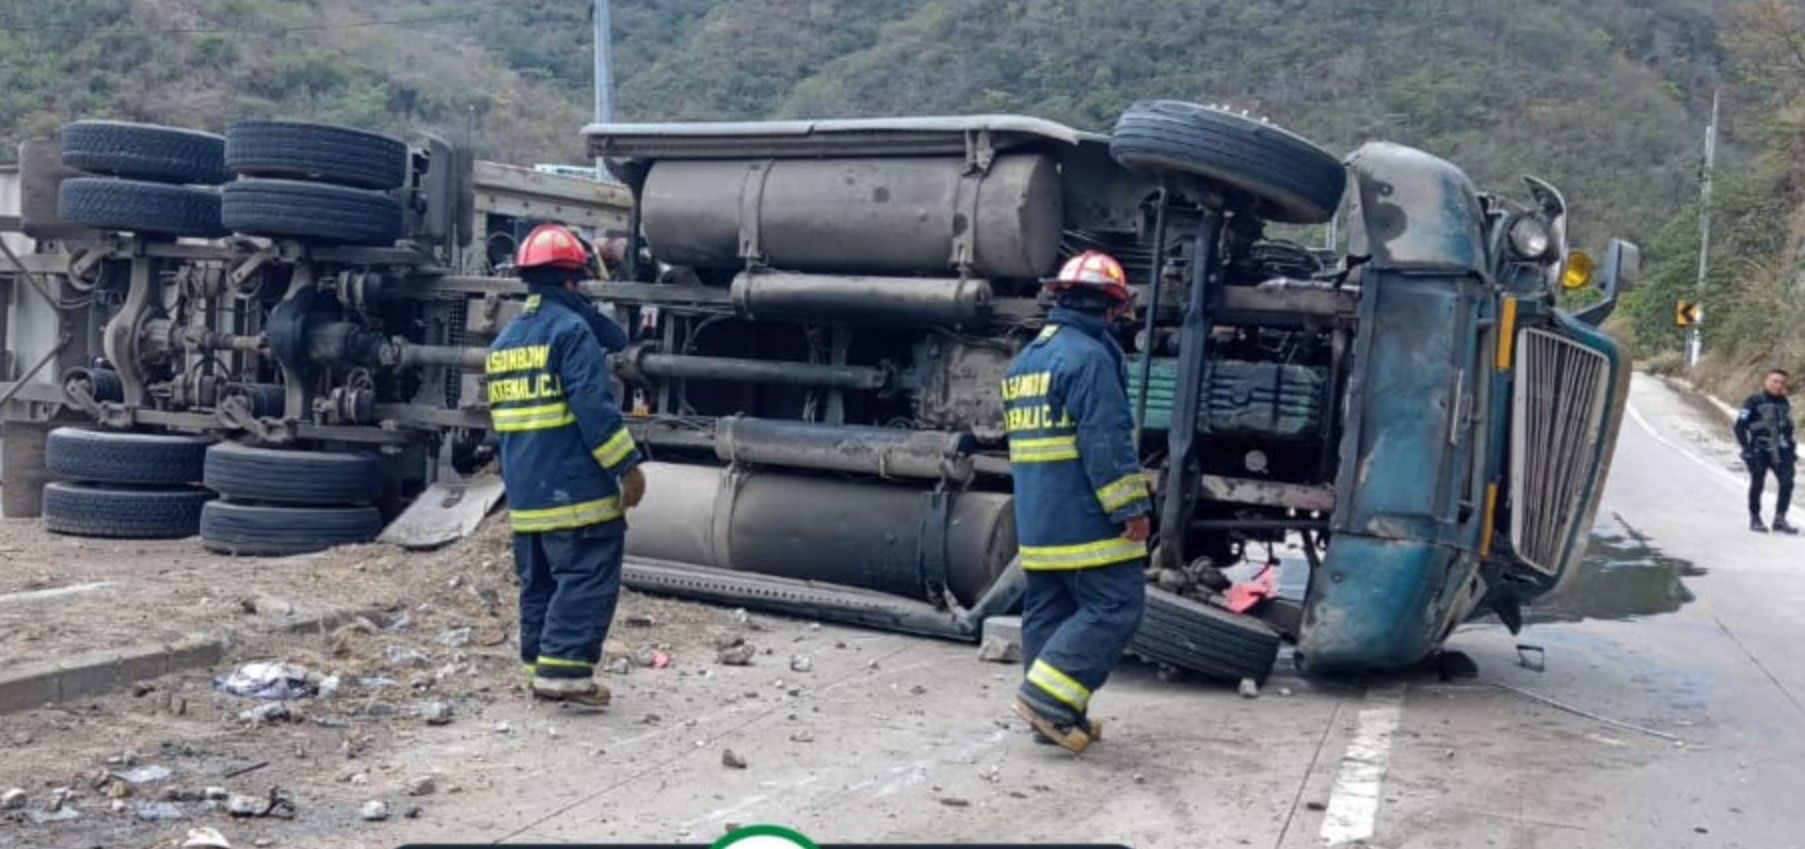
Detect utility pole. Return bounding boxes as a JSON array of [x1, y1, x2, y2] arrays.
[[593, 0, 614, 179], [1690, 88, 1719, 368]]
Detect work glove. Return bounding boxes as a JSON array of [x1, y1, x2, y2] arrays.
[[619, 465, 646, 510], [1123, 514, 1151, 542]]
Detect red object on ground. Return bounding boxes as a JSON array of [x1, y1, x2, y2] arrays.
[[650, 650, 671, 669], [1224, 562, 1279, 614]]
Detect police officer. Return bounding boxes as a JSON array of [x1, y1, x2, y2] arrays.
[[1003, 250, 1152, 753], [1737, 368, 1797, 534], [487, 223, 646, 706]]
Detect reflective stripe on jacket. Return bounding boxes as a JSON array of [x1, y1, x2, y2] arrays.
[[1004, 307, 1151, 570], [488, 292, 642, 533]]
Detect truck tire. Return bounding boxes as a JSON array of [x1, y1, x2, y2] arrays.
[[42, 482, 212, 539], [46, 428, 211, 486], [225, 121, 408, 190], [1128, 587, 1282, 683], [203, 442, 380, 505], [57, 178, 226, 238], [1110, 101, 1346, 225], [221, 179, 402, 245], [60, 120, 231, 185], [200, 500, 382, 556]]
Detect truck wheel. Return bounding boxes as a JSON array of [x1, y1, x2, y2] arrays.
[[225, 121, 408, 190], [203, 442, 380, 505], [57, 178, 226, 238], [200, 500, 382, 556], [42, 482, 212, 539], [60, 121, 231, 185], [1110, 101, 1346, 225], [46, 428, 211, 486], [221, 179, 402, 245], [1128, 587, 1283, 683]]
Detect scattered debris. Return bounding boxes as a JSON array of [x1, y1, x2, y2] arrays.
[[721, 749, 748, 769], [244, 594, 295, 617], [384, 646, 430, 667], [938, 797, 971, 808], [717, 643, 756, 666], [183, 826, 233, 848], [789, 655, 813, 673], [0, 788, 25, 810], [224, 794, 261, 817], [605, 656, 633, 675], [224, 788, 295, 820], [215, 662, 317, 700], [115, 764, 172, 785], [789, 730, 815, 743], [1133, 773, 1146, 785], [420, 701, 453, 726], [238, 702, 293, 725], [1278, 687, 1293, 697], [909, 685, 927, 696], [406, 776, 437, 797], [360, 799, 392, 821], [135, 801, 184, 822], [435, 627, 473, 648], [132, 682, 156, 697], [1238, 678, 1259, 699], [493, 721, 513, 735], [1306, 801, 1327, 812], [624, 614, 658, 628], [224, 762, 270, 780], [976, 635, 1021, 664], [204, 787, 230, 801], [981, 765, 1001, 783]]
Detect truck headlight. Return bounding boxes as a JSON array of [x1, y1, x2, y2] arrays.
[[1508, 216, 1553, 260]]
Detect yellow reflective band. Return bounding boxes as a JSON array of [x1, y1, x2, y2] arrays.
[[1009, 435, 1079, 463], [490, 401, 576, 433], [534, 656, 593, 670], [1026, 659, 1091, 711], [1019, 536, 1146, 570], [592, 427, 638, 469], [1095, 473, 1151, 512], [486, 343, 552, 375], [509, 496, 623, 533]]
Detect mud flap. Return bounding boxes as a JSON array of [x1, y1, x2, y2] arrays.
[[378, 476, 505, 550]]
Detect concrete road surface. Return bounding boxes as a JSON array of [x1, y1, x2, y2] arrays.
[[295, 373, 1791, 849]]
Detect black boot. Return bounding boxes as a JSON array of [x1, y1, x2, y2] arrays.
[[1774, 518, 1799, 535], [1751, 516, 1770, 533]]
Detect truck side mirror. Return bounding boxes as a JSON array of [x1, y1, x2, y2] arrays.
[[1570, 238, 1638, 327]]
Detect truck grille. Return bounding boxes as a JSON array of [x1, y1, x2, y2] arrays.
[[1509, 328, 1611, 575]]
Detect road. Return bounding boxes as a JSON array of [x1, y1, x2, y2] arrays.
[[4, 373, 1797, 849], [333, 374, 1801, 849]]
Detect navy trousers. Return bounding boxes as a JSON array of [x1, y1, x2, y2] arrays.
[[514, 520, 625, 679], [1018, 560, 1147, 724]]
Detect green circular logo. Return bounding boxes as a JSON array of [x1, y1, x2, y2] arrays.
[[711, 824, 821, 849]]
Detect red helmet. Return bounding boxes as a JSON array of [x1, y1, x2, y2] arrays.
[[515, 224, 591, 274], [1046, 250, 1130, 303]]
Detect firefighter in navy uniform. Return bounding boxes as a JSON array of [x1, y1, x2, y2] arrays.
[[487, 223, 645, 706], [1736, 368, 1797, 534], [1004, 250, 1152, 753]]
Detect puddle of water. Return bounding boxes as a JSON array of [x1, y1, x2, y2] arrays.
[[1526, 514, 1704, 623]]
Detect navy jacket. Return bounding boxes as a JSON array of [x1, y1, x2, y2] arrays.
[[1003, 308, 1151, 570], [1737, 391, 1796, 464], [487, 292, 642, 533]]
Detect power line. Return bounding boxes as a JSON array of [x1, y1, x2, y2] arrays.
[[0, 9, 489, 36]]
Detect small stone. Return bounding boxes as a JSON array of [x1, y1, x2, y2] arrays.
[[789, 730, 815, 743], [1, 788, 26, 810], [9, 732, 31, 747], [910, 685, 927, 696], [606, 656, 633, 675], [938, 797, 970, 808], [1238, 678, 1259, 699], [721, 749, 748, 770], [632, 645, 661, 668], [713, 635, 746, 650], [360, 799, 391, 821], [867, 660, 880, 670], [1278, 687, 1294, 697], [203, 787, 229, 801], [240, 702, 292, 725], [135, 801, 182, 822], [493, 721, 513, 735], [406, 776, 436, 797], [643, 713, 662, 724], [981, 765, 1001, 783], [1305, 801, 1327, 812], [349, 772, 369, 785], [789, 655, 813, 673], [225, 793, 263, 817], [624, 614, 657, 628], [404, 805, 422, 819], [132, 682, 155, 698], [385, 646, 429, 667], [1133, 773, 1147, 784], [717, 643, 756, 666], [421, 701, 453, 726], [255, 840, 274, 848], [183, 826, 234, 848]]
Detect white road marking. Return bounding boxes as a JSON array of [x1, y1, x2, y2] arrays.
[[1318, 685, 1405, 846], [1625, 402, 1741, 490], [0, 581, 112, 605]]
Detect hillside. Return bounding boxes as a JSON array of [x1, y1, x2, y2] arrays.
[[0, 0, 1735, 246]]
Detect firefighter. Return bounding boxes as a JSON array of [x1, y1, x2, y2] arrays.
[[487, 223, 646, 706], [1737, 368, 1797, 534], [1003, 250, 1152, 753]]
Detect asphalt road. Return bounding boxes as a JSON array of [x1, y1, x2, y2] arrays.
[[283, 373, 1788, 849]]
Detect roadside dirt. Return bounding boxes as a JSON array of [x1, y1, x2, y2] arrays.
[[0, 514, 794, 848]]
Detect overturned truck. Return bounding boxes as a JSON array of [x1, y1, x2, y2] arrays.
[[0, 102, 1635, 678]]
